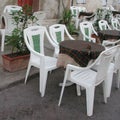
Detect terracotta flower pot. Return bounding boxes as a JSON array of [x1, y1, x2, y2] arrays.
[[2, 53, 30, 72]]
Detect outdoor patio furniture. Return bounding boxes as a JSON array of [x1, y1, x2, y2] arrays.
[[98, 30, 120, 48], [111, 17, 120, 31], [112, 10, 120, 16], [24, 26, 57, 97], [3, 5, 22, 13], [70, 6, 80, 29], [49, 24, 75, 57], [58, 45, 117, 116], [98, 20, 111, 30], [98, 30, 120, 41], [0, 28, 5, 51], [0, 5, 22, 51], [106, 45, 120, 98], [57, 40, 105, 67], [80, 21, 98, 43], [78, 6, 87, 12], [78, 12, 94, 20]]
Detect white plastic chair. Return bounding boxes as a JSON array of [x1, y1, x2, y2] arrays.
[[106, 45, 120, 98], [109, 5, 116, 11], [70, 6, 80, 29], [98, 19, 120, 48], [114, 45, 120, 89], [80, 21, 98, 43], [98, 20, 111, 30], [58, 46, 117, 116], [0, 5, 22, 51], [3, 5, 22, 13], [24, 26, 57, 97], [70, 6, 79, 20], [49, 24, 75, 57], [111, 17, 120, 31], [78, 6, 87, 12], [0, 27, 5, 51]]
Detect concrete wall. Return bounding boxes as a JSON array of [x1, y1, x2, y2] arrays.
[[0, 0, 120, 18], [74, 0, 120, 12], [38, 0, 70, 18], [0, 0, 70, 19], [0, 0, 16, 14]]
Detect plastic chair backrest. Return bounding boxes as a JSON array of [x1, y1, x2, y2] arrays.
[[70, 6, 79, 18], [3, 5, 22, 13], [49, 24, 65, 44], [80, 21, 96, 41], [78, 6, 87, 12], [111, 18, 120, 30], [109, 5, 115, 11], [49, 24, 75, 45], [24, 26, 47, 55], [98, 20, 111, 30], [81, 6, 87, 12], [114, 45, 120, 71], [95, 46, 117, 85]]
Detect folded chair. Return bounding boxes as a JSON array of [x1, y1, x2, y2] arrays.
[[24, 26, 57, 97], [58, 45, 117, 116]]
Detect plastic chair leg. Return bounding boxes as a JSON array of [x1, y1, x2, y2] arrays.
[[76, 85, 81, 96], [86, 87, 95, 116], [116, 70, 120, 89], [24, 63, 31, 84], [40, 70, 48, 97], [1, 29, 5, 52]]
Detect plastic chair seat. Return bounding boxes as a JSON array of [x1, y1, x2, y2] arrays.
[[70, 69, 96, 87], [30, 55, 57, 69]]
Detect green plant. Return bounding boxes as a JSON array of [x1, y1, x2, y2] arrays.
[[93, 8, 112, 31], [59, 8, 79, 35], [6, 5, 37, 54]]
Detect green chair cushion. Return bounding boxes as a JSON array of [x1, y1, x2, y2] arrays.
[[32, 34, 40, 53], [84, 28, 89, 41], [56, 31, 62, 43]]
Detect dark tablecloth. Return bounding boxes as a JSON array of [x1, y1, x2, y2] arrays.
[[112, 11, 120, 16], [59, 40, 105, 67], [98, 30, 120, 42], [79, 12, 93, 17]]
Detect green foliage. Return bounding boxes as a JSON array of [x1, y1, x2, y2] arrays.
[[6, 5, 37, 54], [59, 8, 79, 35], [6, 28, 28, 54], [93, 8, 113, 31]]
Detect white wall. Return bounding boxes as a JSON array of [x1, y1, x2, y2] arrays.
[[0, 0, 16, 14], [0, 0, 120, 18]]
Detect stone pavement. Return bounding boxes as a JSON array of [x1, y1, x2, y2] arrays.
[[0, 36, 120, 119], [0, 39, 54, 91], [0, 64, 120, 120], [0, 48, 37, 91], [0, 33, 82, 91]]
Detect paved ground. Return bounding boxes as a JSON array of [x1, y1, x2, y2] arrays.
[[0, 36, 120, 119], [0, 69, 120, 120]]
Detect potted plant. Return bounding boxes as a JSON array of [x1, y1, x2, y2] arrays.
[[2, 5, 37, 72], [59, 7, 79, 36], [93, 8, 112, 31]]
